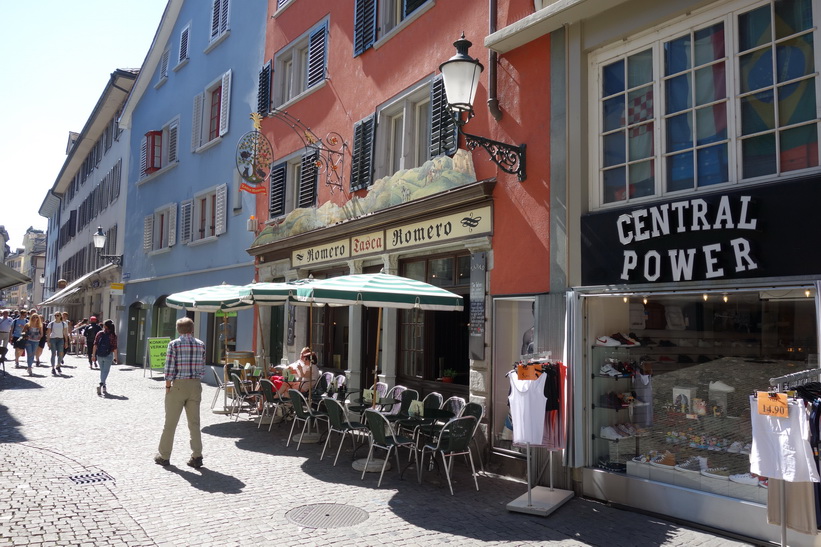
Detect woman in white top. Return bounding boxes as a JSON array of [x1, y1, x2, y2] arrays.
[[287, 347, 320, 393], [46, 312, 69, 375]]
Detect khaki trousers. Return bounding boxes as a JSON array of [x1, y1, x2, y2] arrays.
[[158, 379, 203, 460]]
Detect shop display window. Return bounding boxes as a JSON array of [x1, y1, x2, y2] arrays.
[[587, 289, 818, 502]]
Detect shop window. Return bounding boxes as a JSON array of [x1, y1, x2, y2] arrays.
[[153, 296, 179, 339], [591, 0, 820, 208], [398, 253, 470, 385], [586, 289, 818, 502]]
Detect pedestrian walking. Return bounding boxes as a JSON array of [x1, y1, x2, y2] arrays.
[[61, 312, 72, 364], [9, 310, 27, 367], [92, 319, 118, 396], [84, 316, 102, 369], [0, 309, 13, 349], [46, 312, 68, 375], [21, 313, 43, 376], [155, 317, 206, 469]]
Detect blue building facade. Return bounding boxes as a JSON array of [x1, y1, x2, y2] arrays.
[[119, 0, 266, 366]]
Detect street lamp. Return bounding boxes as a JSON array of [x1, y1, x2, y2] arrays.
[[92, 227, 123, 267], [439, 34, 526, 182]]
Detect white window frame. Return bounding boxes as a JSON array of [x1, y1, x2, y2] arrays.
[[191, 70, 231, 152], [144, 203, 177, 254], [374, 78, 433, 178], [176, 24, 191, 70], [588, 0, 821, 211], [273, 19, 328, 108], [373, 0, 435, 49]]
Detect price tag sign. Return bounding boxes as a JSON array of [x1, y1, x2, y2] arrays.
[[517, 364, 540, 380], [757, 392, 789, 418]]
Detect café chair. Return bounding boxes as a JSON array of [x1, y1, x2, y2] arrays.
[[384, 389, 419, 427], [397, 391, 443, 443], [362, 409, 418, 487], [417, 416, 479, 495], [210, 367, 229, 411], [459, 402, 485, 473], [257, 379, 286, 431], [378, 385, 407, 415], [441, 396, 466, 417], [320, 398, 369, 466], [229, 373, 260, 421], [287, 389, 328, 451]]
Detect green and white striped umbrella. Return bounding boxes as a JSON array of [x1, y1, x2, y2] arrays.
[[237, 279, 313, 305], [166, 284, 254, 312], [294, 273, 463, 311]]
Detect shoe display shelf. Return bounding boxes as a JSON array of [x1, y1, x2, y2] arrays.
[[590, 361, 644, 471], [598, 329, 764, 366]]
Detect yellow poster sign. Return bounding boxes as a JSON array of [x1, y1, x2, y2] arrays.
[[147, 337, 171, 370]]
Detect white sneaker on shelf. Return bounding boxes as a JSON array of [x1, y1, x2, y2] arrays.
[[600, 426, 625, 440], [709, 380, 736, 392], [596, 336, 621, 347], [726, 441, 743, 453], [729, 472, 760, 486]]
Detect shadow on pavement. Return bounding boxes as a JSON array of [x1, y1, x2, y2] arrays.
[[0, 372, 45, 391], [0, 402, 27, 442], [166, 465, 246, 494], [102, 393, 129, 401]]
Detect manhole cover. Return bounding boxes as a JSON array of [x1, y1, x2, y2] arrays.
[[68, 472, 115, 485], [285, 503, 368, 529]]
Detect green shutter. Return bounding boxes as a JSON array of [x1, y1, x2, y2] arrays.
[[430, 77, 457, 157], [269, 163, 287, 216], [350, 115, 376, 191], [258, 61, 272, 115], [298, 151, 319, 208]]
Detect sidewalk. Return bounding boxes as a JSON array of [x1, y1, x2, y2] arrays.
[[0, 353, 753, 546]]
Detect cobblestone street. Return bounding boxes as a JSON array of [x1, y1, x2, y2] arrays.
[[0, 353, 753, 546]]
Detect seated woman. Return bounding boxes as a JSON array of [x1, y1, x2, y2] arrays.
[[274, 347, 319, 395]]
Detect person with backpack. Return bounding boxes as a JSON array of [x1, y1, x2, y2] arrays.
[[9, 310, 28, 368], [84, 316, 103, 369], [92, 319, 118, 396]]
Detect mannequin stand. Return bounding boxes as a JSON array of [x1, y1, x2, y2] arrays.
[[507, 444, 573, 517]]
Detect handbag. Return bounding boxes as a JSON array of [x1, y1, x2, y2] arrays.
[[13, 336, 26, 349]]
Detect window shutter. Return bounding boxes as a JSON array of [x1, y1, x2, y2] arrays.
[[219, 70, 231, 137], [257, 61, 272, 115], [112, 159, 121, 200], [210, 0, 221, 40], [191, 93, 203, 151], [143, 215, 154, 252], [219, 0, 229, 34], [297, 151, 319, 208], [277, 0, 289, 8], [179, 28, 189, 62], [269, 163, 287, 216], [404, 0, 427, 17], [180, 199, 193, 244], [168, 122, 178, 163], [215, 183, 228, 235], [139, 136, 148, 176], [430, 77, 457, 157], [353, 0, 377, 56], [167, 205, 177, 247], [160, 49, 170, 78], [350, 115, 375, 191], [306, 25, 327, 89]]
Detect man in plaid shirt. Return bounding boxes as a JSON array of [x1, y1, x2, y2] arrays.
[[154, 317, 206, 469]]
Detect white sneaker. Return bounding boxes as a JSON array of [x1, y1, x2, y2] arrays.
[[727, 441, 743, 453], [740, 442, 752, 455], [729, 472, 760, 486], [599, 363, 621, 377], [709, 380, 736, 392], [600, 426, 625, 440], [596, 336, 621, 347]]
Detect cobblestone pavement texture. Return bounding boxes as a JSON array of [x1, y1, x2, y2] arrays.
[[0, 354, 754, 546]]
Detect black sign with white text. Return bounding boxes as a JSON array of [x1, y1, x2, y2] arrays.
[[580, 176, 821, 286]]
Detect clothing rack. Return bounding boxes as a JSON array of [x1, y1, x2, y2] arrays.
[[768, 367, 821, 547], [506, 358, 573, 517]]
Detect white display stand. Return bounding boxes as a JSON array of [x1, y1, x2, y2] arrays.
[[507, 444, 573, 516]]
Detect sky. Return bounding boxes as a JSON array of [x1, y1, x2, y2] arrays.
[[0, 0, 168, 250]]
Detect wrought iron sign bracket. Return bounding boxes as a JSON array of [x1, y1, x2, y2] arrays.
[[459, 127, 526, 182]]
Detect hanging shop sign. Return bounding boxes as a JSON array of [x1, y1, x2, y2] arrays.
[[291, 205, 493, 267], [580, 176, 821, 285], [386, 205, 492, 251]]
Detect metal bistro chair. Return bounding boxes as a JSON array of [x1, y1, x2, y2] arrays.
[[418, 416, 479, 495], [258, 379, 286, 432], [348, 381, 388, 418], [229, 373, 260, 421], [384, 389, 419, 427], [460, 402, 485, 473], [287, 389, 328, 450], [442, 396, 466, 417], [362, 409, 418, 487], [378, 385, 407, 415], [398, 391, 443, 447], [320, 398, 369, 466], [210, 367, 229, 411]]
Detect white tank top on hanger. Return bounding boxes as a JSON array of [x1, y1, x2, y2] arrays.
[[508, 372, 548, 445]]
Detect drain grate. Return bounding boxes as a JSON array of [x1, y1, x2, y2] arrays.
[[68, 472, 115, 485], [286, 503, 368, 529]]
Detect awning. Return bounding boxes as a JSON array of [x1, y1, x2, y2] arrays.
[[39, 263, 117, 307], [0, 262, 31, 291]]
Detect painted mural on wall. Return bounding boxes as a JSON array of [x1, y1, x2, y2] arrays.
[[251, 149, 476, 246]]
